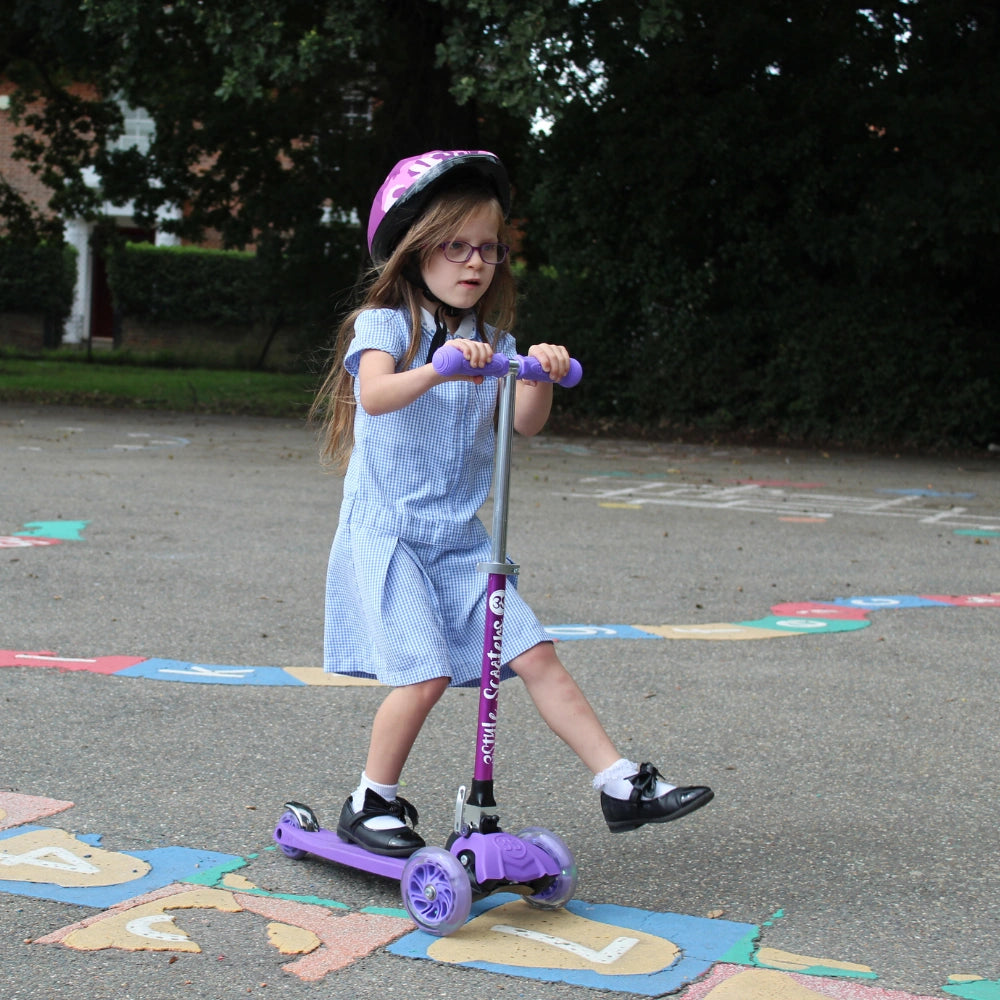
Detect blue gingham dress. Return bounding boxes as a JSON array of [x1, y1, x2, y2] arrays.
[[323, 306, 551, 687]]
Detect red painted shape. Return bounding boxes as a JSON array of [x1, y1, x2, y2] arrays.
[[0, 650, 146, 674], [769, 602, 871, 620], [728, 479, 827, 489], [0, 791, 74, 830], [920, 593, 1000, 608], [0, 536, 62, 548]]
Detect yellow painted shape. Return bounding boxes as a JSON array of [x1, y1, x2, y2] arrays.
[[949, 975, 987, 983], [427, 900, 679, 975], [63, 887, 240, 953], [266, 920, 321, 956], [0, 829, 150, 887], [598, 502, 642, 509], [637, 623, 793, 641], [220, 872, 259, 891], [703, 968, 843, 998], [283, 667, 382, 686], [756, 947, 872, 974]]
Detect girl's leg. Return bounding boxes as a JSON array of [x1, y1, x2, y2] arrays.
[[510, 642, 714, 832], [364, 675, 451, 784], [509, 641, 620, 774], [338, 675, 450, 857]]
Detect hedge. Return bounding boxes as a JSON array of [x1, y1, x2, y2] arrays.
[[0, 239, 77, 325], [106, 242, 259, 327]]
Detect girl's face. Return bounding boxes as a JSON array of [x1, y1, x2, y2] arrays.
[[420, 205, 500, 319]]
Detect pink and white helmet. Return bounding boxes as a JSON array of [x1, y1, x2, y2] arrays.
[[367, 149, 510, 263]]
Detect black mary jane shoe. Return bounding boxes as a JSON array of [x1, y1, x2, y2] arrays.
[[601, 762, 714, 833], [336, 788, 426, 857]]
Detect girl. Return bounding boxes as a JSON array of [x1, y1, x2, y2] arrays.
[[312, 150, 713, 857]]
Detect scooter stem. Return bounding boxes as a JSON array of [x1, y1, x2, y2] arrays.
[[468, 358, 520, 811]]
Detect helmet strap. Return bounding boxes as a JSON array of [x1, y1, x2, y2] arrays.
[[425, 309, 450, 364], [402, 257, 463, 362]]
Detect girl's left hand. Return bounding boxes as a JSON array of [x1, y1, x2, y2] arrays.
[[525, 343, 571, 385], [437, 339, 493, 384]]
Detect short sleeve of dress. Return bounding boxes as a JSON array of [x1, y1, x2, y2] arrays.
[[344, 308, 412, 377]]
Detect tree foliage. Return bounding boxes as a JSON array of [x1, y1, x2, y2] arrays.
[[2, 0, 997, 446], [519, 1, 1000, 447]]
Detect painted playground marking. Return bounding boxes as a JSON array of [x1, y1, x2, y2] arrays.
[[2, 794, 996, 998], [3, 592, 996, 688], [392, 894, 755, 995], [569, 477, 1000, 533], [0, 519, 90, 548]]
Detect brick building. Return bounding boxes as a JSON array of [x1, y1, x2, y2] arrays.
[[1, 81, 181, 345]]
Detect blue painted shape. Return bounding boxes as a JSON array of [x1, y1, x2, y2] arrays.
[[954, 529, 1000, 538], [0, 826, 241, 908], [15, 520, 90, 541], [739, 615, 870, 635], [943, 979, 1000, 1000], [388, 893, 757, 996], [877, 488, 975, 499], [827, 594, 953, 611], [544, 624, 663, 640], [118, 658, 304, 686]]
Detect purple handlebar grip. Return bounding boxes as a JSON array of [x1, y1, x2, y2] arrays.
[[432, 345, 582, 387], [514, 354, 583, 388], [432, 346, 510, 379]]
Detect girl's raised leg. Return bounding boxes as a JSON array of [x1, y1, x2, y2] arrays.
[[510, 642, 714, 832]]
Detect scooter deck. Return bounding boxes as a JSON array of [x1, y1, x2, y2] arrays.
[[276, 823, 408, 880]]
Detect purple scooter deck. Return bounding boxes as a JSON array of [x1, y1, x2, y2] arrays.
[[275, 819, 561, 885], [275, 820, 407, 880]]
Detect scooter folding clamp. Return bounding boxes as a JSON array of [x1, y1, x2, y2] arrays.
[[454, 785, 500, 834], [476, 560, 519, 575]]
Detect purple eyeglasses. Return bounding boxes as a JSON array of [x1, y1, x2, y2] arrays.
[[438, 241, 510, 264]]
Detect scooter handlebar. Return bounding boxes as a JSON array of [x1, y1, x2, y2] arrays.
[[432, 345, 583, 388]]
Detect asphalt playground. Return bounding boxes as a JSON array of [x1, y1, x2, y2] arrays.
[[1, 403, 998, 1000]]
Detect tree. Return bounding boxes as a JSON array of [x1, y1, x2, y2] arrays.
[[4, 0, 996, 445], [520, 1, 1000, 447], [3, 0, 611, 362], [3, 0, 623, 244], [1, 0, 127, 240]]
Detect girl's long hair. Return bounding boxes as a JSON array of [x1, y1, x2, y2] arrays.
[[311, 182, 516, 471]]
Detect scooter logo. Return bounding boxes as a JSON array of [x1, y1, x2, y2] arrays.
[[489, 590, 506, 616]]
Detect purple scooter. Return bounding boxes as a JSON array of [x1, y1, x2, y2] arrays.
[[273, 346, 584, 936]]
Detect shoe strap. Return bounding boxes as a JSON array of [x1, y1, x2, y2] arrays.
[[361, 788, 420, 827], [388, 795, 419, 827], [628, 762, 662, 803]]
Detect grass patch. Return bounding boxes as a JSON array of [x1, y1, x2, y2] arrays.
[[0, 356, 318, 418]]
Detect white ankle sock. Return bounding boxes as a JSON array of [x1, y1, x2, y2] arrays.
[[594, 759, 676, 801], [351, 773, 405, 831]]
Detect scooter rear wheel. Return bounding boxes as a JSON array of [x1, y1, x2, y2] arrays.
[[517, 827, 578, 909], [274, 809, 311, 860], [401, 846, 472, 936]]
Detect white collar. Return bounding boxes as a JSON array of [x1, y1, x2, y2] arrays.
[[421, 308, 478, 340]]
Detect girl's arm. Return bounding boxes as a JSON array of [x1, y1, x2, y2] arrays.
[[514, 343, 571, 437], [356, 340, 493, 415]]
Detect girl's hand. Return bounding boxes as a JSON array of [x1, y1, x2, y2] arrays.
[[525, 343, 571, 385], [437, 339, 493, 384]]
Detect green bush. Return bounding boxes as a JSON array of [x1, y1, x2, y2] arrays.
[[0, 239, 77, 325], [103, 228, 361, 369], [106, 243, 258, 326]]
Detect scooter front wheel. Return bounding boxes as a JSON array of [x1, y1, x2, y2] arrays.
[[401, 846, 472, 936], [517, 827, 578, 909]]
